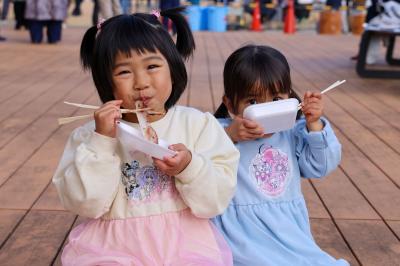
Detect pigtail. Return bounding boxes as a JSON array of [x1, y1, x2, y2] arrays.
[[80, 26, 98, 70], [214, 103, 230, 119], [160, 7, 195, 60]]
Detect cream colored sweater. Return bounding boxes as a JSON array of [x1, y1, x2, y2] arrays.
[[53, 106, 239, 220]]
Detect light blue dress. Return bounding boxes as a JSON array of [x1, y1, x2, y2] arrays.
[[212, 117, 349, 266]]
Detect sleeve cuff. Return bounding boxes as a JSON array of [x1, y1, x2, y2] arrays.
[[175, 152, 204, 184], [87, 131, 118, 155], [302, 118, 329, 149]]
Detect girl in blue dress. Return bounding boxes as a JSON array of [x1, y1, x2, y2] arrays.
[[212, 45, 349, 266]]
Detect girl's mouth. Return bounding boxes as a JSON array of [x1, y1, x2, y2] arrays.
[[141, 97, 152, 107]]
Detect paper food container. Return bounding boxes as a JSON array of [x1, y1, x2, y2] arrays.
[[243, 98, 299, 134], [116, 121, 177, 160]]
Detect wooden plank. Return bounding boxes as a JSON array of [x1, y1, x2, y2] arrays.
[[334, 128, 400, 220], [310, 218, 359, 266], [0, 210, 26, 246], [0, 72, 87, 148], [187, 32, 213, 111], [387, 221, 400, 239], [336, 219, 400, 266], [203, 33, 225, 111], [0, 56, 79, 124], [0, 91, 97, 210], [310, 169, 380, 219], [0, 210, 76, 266], [301, 179, 330, 219], [0, 81, 96, 186]]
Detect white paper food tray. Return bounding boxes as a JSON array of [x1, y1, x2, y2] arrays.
[[116, 121, 177, 160], [243, 98, 299, 134]]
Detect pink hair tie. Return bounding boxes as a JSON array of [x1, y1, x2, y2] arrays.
[[151, 9, 161, 19], [96, 18, 106, 37]]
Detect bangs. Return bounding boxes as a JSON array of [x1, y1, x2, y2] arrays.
[[231, 54, 291, 108], [96, 15, 173, 69]]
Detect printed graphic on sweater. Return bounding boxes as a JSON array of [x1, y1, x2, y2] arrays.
[[121, 160, 177, 203], [250, 145, 290, 197]]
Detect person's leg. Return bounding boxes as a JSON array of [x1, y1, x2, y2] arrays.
[[92, 0, 99, 25], [73, 0, 83, 16], [47, 20, 62, 43], [111, 0, 122, 16], [1, 0, 10, 20], [119, 0, 129, 14], [97, 0, 113, 19], [29, 20, 44, 43], [14, 1, 26, 29]]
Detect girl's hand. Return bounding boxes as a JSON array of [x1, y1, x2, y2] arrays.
[[153, 143, 192, 176], [94, 100, 123, 138], [225, 116, 264, 142], [302, 91, 323, 132]]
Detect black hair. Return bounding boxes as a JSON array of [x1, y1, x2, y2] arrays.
[[214, 45, 301, 119], [80, 7, 195, 110]]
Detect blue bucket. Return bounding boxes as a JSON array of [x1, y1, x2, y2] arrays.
[[200, 6, 209, 30], [188, 0, 200, 5], [186, 5, 201, 31], [207, 6, 227, 32]]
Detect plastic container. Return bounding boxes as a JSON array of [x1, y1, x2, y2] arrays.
[[116, 121, 177, 160], [243, 98, 299, 134], [207, 6, 227, 32], [187, 5, 202, 31]]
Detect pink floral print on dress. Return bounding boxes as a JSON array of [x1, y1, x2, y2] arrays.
[[250, 146, 290, 197]]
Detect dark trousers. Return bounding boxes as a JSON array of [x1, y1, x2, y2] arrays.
[[14, 1, 27, 29], [28, 20, 62, 43]]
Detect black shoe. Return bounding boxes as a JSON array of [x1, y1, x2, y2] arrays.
[[350, 55, 359, 61], [72, 8, 81, 16], [0, 35, 6, 41]]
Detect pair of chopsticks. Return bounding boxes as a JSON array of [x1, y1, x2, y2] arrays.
[[58, 102, 163, 125], [297, 80, 346, 110]]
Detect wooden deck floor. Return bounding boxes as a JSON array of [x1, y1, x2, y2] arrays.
[[0, 26, 399, 265]]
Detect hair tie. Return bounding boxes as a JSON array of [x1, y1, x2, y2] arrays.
[[96, 18, 106, 37], [151, 9, 161, 19]]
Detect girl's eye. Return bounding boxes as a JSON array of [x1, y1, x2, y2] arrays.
[[148, 64, 159, 70], [116, 70, 130, 75], [273, 97, 282, 101], [249, 99, 257, 105]]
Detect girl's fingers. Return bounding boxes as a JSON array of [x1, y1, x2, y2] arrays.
[[303, 91, 312, 101], [246, 127, 264, 135], [163, 156, 179, 167], [168, 143, 186, 152], [304, 98, 321, 105], [311, 92, 322, 99], [242, 119, 259, 129], [302, 103, 321, 111]]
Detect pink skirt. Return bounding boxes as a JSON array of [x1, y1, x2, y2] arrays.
[[62, 209, 232, 266]]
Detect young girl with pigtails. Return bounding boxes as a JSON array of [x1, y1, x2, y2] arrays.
[[53, 7, 239, 265]]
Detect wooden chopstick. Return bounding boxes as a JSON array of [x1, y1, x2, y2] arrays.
[[63, 101, 162, 114], [58, 102, 164, 125], [58, 114, 93, 125], [297, 80, 346, 110]]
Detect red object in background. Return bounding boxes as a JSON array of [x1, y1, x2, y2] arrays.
[[284, 0, 296, 34], [252, 0, 262, 31]]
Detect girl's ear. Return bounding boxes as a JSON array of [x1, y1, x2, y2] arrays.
[[223, 95, 234, 115]]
